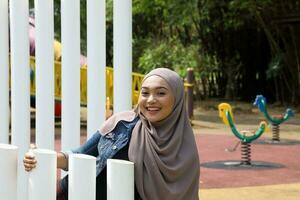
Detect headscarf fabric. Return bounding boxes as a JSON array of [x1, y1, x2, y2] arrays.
[[100, 68, 200, 200]]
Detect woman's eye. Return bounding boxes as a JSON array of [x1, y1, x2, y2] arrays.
[[157, 92, 166, 96], [141, 91, 149, 96]]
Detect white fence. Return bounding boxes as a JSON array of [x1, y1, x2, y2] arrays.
[[0, 0, 134, 199], [0, 145, 134, 200]]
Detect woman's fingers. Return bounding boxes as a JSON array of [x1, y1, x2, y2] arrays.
[[23, 153, 37, 171], [23, 158, 36, 165], [24, 163, 36, 171], [23, 160, 36, 171], [23, 144, 38, 172], [24, 157, 36, 164]]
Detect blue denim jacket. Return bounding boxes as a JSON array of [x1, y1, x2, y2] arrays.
[[68, 117, 138, 176]]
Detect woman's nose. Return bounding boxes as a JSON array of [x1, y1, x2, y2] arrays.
[[147, 94, 156, 103]]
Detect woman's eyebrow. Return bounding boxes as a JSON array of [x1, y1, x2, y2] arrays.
[[141, 86, 168, 90]]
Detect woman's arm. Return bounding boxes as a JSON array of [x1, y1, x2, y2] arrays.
[[23, 151, 68, 171], [57, 152, 68, 170], [24, 132, 101, 172]]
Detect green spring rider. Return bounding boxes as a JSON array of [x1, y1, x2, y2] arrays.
[[254, 95, 294, 142], [218, 103, 268, 165]]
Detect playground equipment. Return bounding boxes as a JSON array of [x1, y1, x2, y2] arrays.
[[200, 102, 284, 170], [28, 16, 143, 117], [254, 95, 294, 143], [218, 103, 268, 166], [29, 16, 87, 65], [29, 56, 144, 116]]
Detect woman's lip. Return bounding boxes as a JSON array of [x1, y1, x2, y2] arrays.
[[146, 107, 160, 111], [147, 110, 159, 115]]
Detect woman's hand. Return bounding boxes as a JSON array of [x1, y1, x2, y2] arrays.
[[23, 151, 36, 172], [23, 144, 37, 172]]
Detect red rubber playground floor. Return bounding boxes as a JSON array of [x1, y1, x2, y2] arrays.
[[195, 134, 300, 189]]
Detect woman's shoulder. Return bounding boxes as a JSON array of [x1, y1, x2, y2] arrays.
[[99, 110, 137, 135]]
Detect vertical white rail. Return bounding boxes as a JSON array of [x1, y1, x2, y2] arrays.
[[87, 0, 106, 138], [61, 0, 81, 151], [0, 144, 18, 200], [28, 149, 57, 200], [69, 154, 96, 200], [107, 159, 134, 200], [113, 0, 132, 113], [35, 0, 54, 149], [0, 0, 10, 144], [9, 0, 30, 199]]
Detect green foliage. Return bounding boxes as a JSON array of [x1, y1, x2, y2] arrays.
[[134, 0, 197, 26], [138, 39, 198, 77], [196, 53, 219, 78], [266, 53, 283, 79], [26, 0, 300, 103]]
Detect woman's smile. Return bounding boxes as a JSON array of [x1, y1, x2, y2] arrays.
[[145, 106, 161, 116]]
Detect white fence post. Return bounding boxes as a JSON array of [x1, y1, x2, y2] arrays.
[[0, 144, 18, 200], [61, 0, 81, 151], [9, 0, 30, 199], [107, 159, 134, 200], [113, 0, 132, 113], [69, 154, 96, 200], [28, 149, 57, 200], [0, 0, 10, 144], [34, 0, 55, 150], [87, 0, 106, 138]]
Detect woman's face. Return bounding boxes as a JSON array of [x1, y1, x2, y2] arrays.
[[138, 75, 175, 123]]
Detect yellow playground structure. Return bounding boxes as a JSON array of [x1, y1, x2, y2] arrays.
[[29, 56, 145, 107]]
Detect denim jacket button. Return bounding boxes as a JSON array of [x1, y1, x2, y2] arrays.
[[112, 145, 117, 150], [106, 133, 113, 138]]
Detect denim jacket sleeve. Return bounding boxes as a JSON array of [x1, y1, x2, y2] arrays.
[[60, 132, 101, 171], [63, 117, 138, 175]]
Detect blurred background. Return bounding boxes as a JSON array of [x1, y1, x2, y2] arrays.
[[28, 0, 300, 106]]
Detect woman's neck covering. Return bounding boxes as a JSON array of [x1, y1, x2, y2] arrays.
[[100, 68, 200, 200]]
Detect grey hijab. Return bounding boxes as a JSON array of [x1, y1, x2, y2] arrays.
[[100, 68, 200, 200]]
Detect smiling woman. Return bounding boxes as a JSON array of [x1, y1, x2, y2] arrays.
[[24, 67, 200, 200]]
